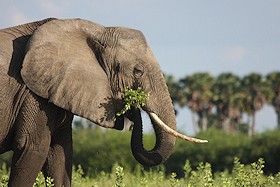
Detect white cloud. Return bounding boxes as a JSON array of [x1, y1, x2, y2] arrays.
[[222, 46, 246, 63]]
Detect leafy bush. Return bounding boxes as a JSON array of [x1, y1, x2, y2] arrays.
[[249, 130, 280, 174], [0, 158, 279, 186], [1, 128, 280, 178], [72, 128, 156, 175], [165, 128, 280, 177]]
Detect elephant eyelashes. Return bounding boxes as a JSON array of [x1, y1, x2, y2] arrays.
[[115, 63, 120, 72], [133, 64, 144, 78]]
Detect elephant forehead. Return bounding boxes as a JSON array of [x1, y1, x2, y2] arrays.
[[115, 40, 148, 61], [118, 27, 146, 41], [119, 37, 147, 52]]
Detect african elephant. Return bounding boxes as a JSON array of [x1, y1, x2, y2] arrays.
[[0, 18, 206, 187]]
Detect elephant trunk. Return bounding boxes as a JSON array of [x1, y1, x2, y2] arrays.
[[130, 73, 177, 166], [130, 108, 165, 166], [130, 72, 207, 166]]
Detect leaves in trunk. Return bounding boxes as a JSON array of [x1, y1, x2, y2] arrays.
[[116, 87, 150, 116]]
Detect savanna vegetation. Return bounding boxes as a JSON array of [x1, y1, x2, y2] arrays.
[[0, 71, 279, 186], [0, 128, 280, 186], [165, 71, 280, 135], [0, 156, 280, 186]]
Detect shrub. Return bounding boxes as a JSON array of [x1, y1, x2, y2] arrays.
[[72, 128, 156, 175], [165, 128, 280, 176], [1, 128, 280, 177], [0, 157, 279, 186]]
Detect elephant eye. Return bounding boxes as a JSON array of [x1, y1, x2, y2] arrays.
[[133, 64, 144, 78], [115, 63, 120, 72]]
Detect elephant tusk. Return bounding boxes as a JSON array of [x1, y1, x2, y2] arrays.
[[149, 112, 208, 143]]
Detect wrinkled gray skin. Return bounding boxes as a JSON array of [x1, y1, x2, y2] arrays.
[[0, 18, 176, 187]]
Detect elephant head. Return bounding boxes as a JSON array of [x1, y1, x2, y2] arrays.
[[21, 19, 206, 166]]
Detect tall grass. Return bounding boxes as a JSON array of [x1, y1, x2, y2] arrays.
[[0, 158, 279, 187]]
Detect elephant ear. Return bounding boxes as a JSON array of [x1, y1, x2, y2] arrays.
[[21, 19, 116, 128]]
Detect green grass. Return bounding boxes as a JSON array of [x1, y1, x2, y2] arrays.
[[0, 158, 279, 187]]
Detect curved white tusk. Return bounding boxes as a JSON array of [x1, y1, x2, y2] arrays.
[[149, 112, 208, 143]]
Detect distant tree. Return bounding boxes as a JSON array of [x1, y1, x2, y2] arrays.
[[179, 73, 214, 132], [241, 73, 270, 136], [165, 74, 184, 115], [165, 71, 280, 135], [211, 73, 243, 133], [266, 72, 280, 128]]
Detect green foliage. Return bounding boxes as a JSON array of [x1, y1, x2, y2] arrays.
[[232, 158, 251, 186], [1, 158, 279, 186], [72, 128, 133, 174], [0, 152, 12, 170], [74, 128, 280, 184], [32, 172, 54, 187], [183, 160, 192, 180], [0, 175, 8, 187], [72, 165, 87, 186], [45, 177, 54, 187], [116, 87, 150, 116], [0, 163, 9, 187], [1, 128, 279, 180], [165, 128, 280, 176], [169, 172, 179, 187], [72, 128, 156, 175], [249, 130, 280, 173], [114, 166, 125, 187], [33, 172, 45, 187]]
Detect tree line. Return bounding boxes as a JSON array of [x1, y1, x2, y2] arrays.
[[165, 71, 280, 135]]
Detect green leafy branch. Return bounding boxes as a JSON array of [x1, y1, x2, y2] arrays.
[[116, 87, 150, 117]]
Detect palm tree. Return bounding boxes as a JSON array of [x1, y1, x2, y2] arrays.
[[212, 73, 243, 133], [241, 73, 270, 136], [179, 72, 214, 132], [266, 72, 280, 128], [164, 74, 183, 115]]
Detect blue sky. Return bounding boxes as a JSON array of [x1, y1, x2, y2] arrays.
[[1, 0, 279, 134]]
